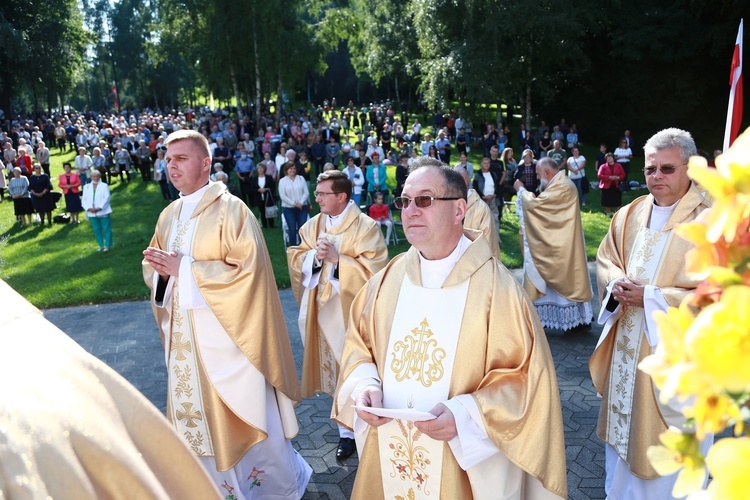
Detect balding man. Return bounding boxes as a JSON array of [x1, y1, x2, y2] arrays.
[[333, 156, 567, 498], [514, 157, 592, 332]]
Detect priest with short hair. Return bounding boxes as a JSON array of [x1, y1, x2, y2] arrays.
[[287, 169, 388, 460]]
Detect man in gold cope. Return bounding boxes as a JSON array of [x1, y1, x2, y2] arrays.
[[333, 157, 567, 498], [456, 166, 501, 260], [142, 129, 311, 498], [590, 128, 711, 498], [287, 169, 388, 460], [514, 157, 592, 331]]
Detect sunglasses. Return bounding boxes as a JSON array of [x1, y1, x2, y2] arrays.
[[393, 195, 461, 209], [643, 163, 686, 176]]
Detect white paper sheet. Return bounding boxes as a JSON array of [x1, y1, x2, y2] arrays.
[[352, 406, 437, 421]]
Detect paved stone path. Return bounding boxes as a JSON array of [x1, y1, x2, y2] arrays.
[[44, 264, 606, 499]]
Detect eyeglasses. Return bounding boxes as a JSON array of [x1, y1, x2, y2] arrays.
[[314, 191, 341, 197], [643, 163, 687, 176], [393, 195, 461, 209]]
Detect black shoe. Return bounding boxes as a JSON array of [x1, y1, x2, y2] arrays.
[[336, 437, 356, 460]]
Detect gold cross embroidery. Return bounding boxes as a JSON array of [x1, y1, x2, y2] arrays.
[[390, 318, 446, 388], [612, 400, 628, 427], [171, 332, 191, 361], [617, 335, 635, 364], [176, 402, 203, 428]]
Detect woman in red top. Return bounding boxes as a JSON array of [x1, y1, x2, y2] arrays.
[[17, 151, 33, 176], [597, 153, 626, 217], [367, 192, 393, 244], [58, 162, 83, 223]]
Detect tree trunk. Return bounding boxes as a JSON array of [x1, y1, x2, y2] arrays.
[[394, 74, 400, 103], [32, 79, 39, 113], [47, 85, 53, 116], [525, 51, 533, 130], [251, 9, 262, 131], [276, 69, 283, 122]]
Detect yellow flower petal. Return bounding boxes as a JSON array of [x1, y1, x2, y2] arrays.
[[705, 437, 750, 500], [685, 286, 750, 394], [648, 444, 684, 476]]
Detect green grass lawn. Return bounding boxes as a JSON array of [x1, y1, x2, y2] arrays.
[[0, 141, 646, 309]]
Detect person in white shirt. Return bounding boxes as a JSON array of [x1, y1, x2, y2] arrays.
[[566, 146, 587, 205], [81, 170, 113, 251], [278, 163, 310, 246]]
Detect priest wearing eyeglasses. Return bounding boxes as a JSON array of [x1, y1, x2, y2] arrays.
[[590, 127, 712, 498], [332, 157, 567, 498], [287, 169, 388, 460]]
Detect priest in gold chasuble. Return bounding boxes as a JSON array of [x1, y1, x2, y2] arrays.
[[514, 157, 592, 331], [589, 128, 711, 499], [333, 158, 567, 499], [143, 130, 311, 499], [287, 169, 388, 459], [456, 166, 501, 260]]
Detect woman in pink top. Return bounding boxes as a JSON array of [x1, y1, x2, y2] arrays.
[[597, 153, 626, 217], [58, 162, 83, 223]]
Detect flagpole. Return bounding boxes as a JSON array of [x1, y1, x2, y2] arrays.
[[723, 19, 743, 152]]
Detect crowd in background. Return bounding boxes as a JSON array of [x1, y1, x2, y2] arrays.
[[1, 102, 647, 242]]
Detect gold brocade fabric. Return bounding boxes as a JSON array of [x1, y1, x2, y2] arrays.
[[143, 183, 301, 471], [519, 173, 592, 302], [589, 184, 710, 479], [287, 203, 388, 398], [332, 230, 567, 498], [0, 280, 221, 500], [464, 189, 502, 260]]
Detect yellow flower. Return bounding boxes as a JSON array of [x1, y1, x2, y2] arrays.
[[704, 437, 750, 500], [683, 391, 742, 440], [687, 129, 750, 244], [640, 300, 719, 412], [685, 286, 750, 394], [647, 429, 706, 498]]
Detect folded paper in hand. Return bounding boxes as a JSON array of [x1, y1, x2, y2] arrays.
[[352, 405, 437, 421]]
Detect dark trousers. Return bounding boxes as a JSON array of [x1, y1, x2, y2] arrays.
[[282, 205, 307, 246]]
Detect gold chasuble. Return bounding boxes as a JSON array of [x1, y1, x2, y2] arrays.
[[143, 183, 302, 472], [333, 231, 567, 499], [287, 202, 388, 397], [589, 185, 709, 479], [0, 280, 220, 499], [518, 172, 591, 303], [464, 189, 501, 260]]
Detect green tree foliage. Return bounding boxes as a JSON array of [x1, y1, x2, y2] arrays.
[[0, 0, 87, 114]]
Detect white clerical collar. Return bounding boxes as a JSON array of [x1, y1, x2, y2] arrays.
[[418, 235, 473, 289], [326, 200, 354, 230], [180, 182, 211, 202], [179, 182, 211, 220], [649, 197, 680, 231]]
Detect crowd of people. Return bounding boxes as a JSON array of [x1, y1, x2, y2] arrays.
[[0, 100, 719, 500]]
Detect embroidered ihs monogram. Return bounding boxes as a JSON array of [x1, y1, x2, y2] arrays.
[[390, 318, 446, 388]]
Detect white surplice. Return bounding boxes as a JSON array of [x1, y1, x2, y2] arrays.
[[516, 198, 592, 330]]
